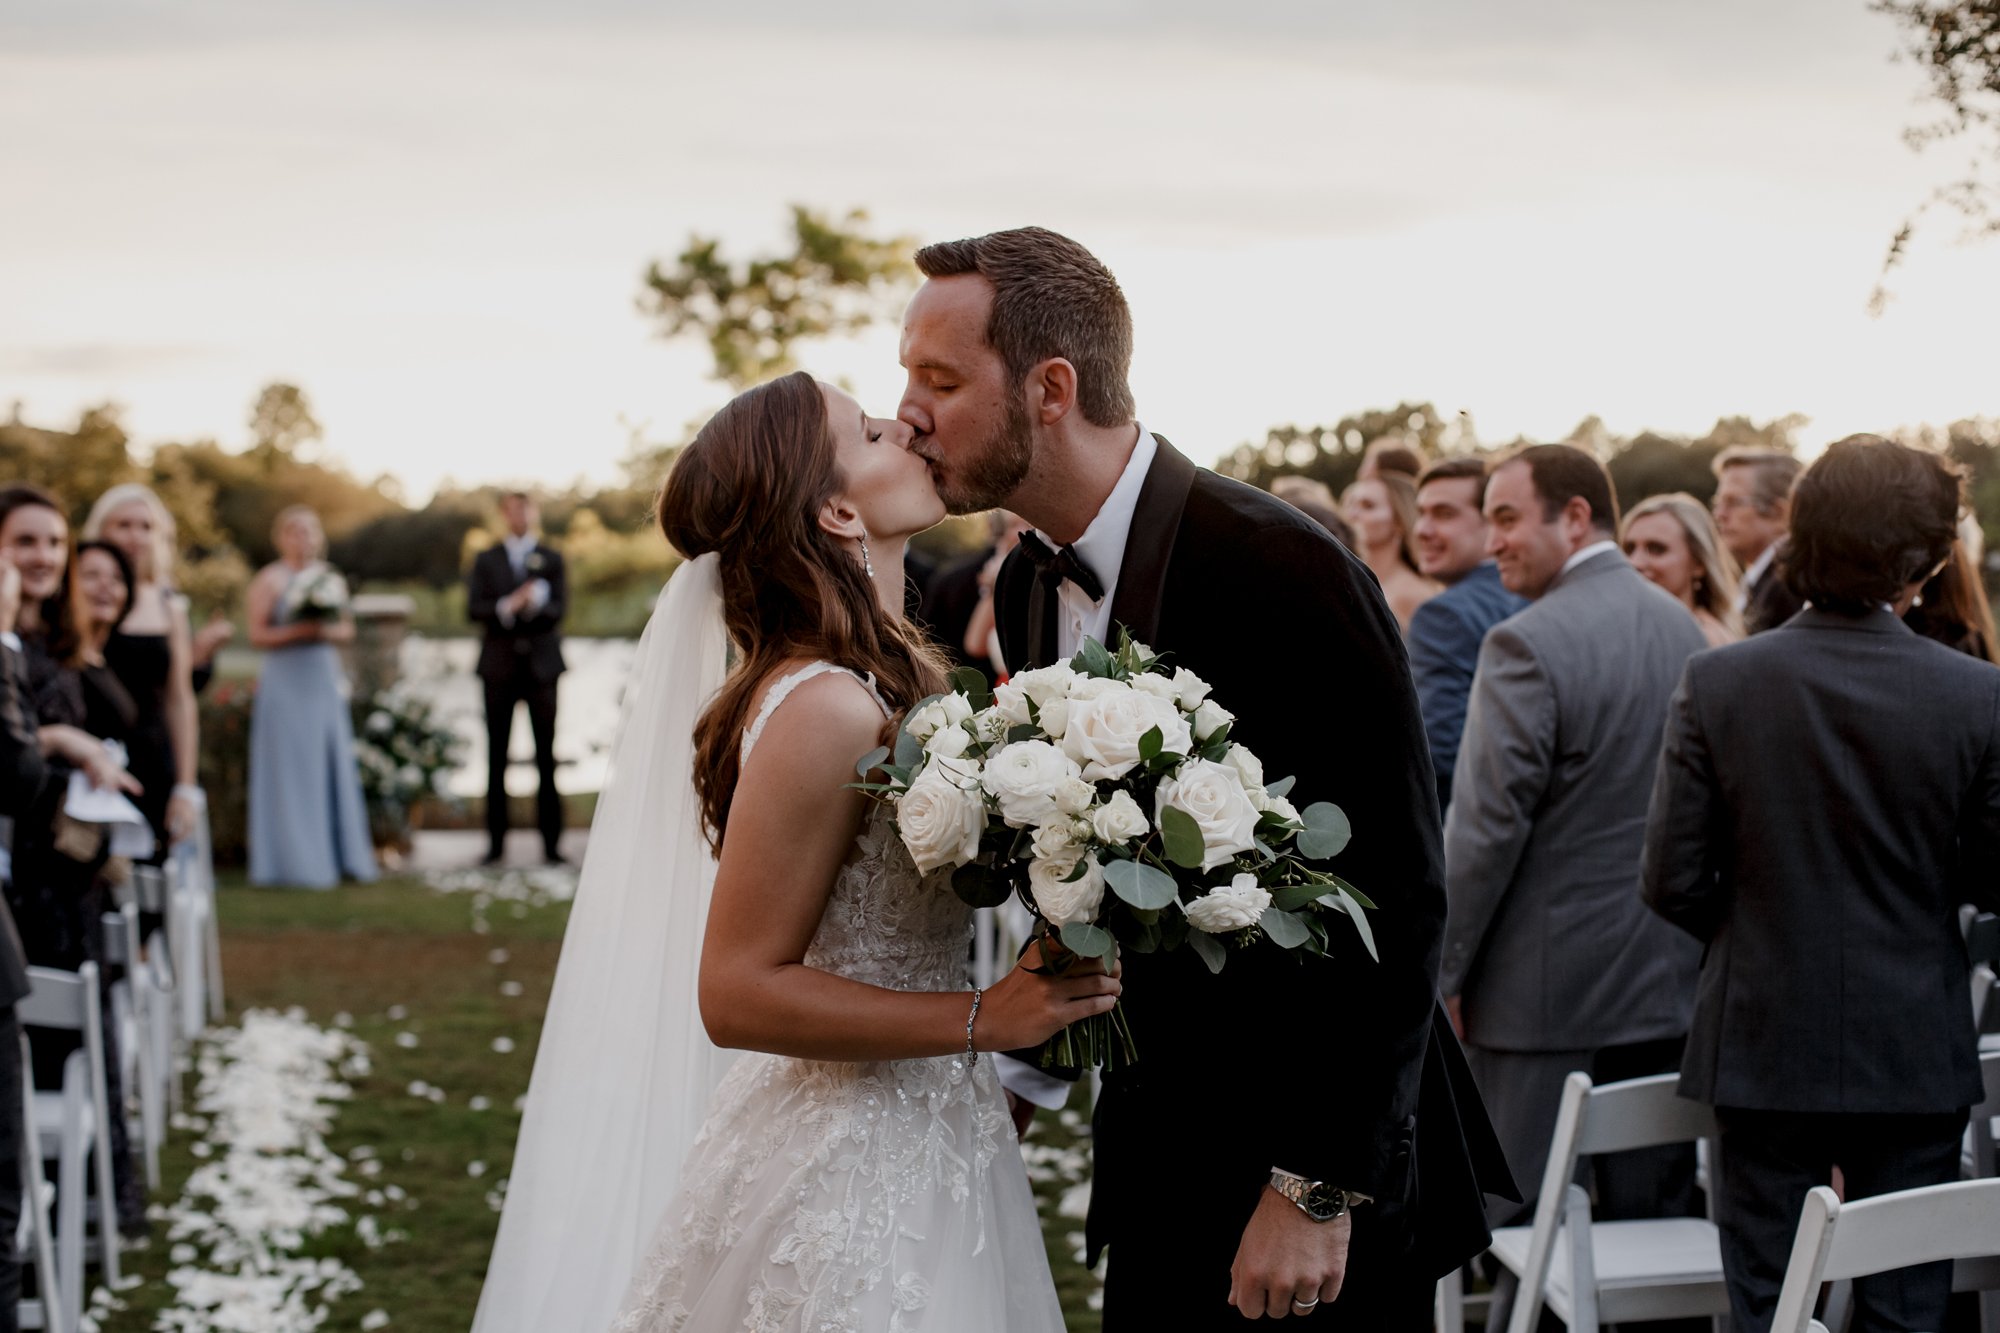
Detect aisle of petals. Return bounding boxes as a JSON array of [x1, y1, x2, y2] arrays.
[[144, 1009, 399, 1333]]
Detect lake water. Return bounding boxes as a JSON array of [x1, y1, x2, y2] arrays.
[[395, 636, 641, 798]]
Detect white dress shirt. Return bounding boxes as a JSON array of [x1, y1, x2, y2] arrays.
[[497, 533, 550, 627], [1734, 542, 1777, 616], [1038, 426, 1155, 659], [997, 426, 1154, 1112], [1558, 539, 1621, 582]]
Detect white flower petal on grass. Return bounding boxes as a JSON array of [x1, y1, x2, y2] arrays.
[[394, 1032, 419, 1048], [499, 980, 524, 998], [386, 1005, 408, 1021], [468, 1095, 492, 1112], [362, 1310, 392, 1330], [491, 1036, 516, 1054], [487, 948, 510, 965], [467, 1160, 488, 1178]]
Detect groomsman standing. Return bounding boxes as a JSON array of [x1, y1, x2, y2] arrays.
[[467, 492, 567, 866], [1710, 448, 1803, 634], [1442, 446, 1705, 1229]]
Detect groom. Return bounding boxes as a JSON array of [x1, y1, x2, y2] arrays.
[[898, 228, 1513, 1327]]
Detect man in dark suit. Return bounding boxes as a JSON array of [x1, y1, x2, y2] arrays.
[[1644, 435, 2000, 1333], [0, 556, 46, 1329], [466, 492, 567, 866], [1406, 458, 1525, 813], [1710, 447, 1803, 634], [897, 226, 1512, 1330]]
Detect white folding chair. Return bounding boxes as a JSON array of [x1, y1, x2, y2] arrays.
[[98, 907, 160, 1191], [1490, 1072, 1729, 1333], [183, 789, 224, 1024], [14, 1032, 66, 1333], [1771, 1179, 2000, 1333], [164, 853, 208, 1043], [127, 866, 180, 1117], [18, 964, 121, 1302]]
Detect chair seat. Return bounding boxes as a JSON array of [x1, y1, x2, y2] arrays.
[[31, 1090, 93, 1154], [1491, 1218, 1730, 1323]]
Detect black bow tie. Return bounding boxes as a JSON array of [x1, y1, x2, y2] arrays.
[[1016, 531, 1106, 603]]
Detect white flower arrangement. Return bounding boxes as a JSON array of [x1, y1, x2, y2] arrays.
[[280, 565, 350, 623], [856, 631, 1375, 1071]]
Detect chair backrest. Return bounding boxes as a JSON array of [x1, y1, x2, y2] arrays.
[[1771, 1180, 2000, 1333], [99, 905, 139, 970], [130, 864, 167, 916], [16, 965, 98, 1032]]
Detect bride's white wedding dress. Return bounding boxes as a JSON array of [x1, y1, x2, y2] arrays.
[[609, 662, 1065, 1333]]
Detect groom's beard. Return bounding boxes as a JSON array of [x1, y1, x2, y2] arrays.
[[934, 391, 1035, 516]]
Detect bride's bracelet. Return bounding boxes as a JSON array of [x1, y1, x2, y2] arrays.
[[964, 988, 983, 1066]]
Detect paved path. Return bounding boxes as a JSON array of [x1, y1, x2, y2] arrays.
[[405, 827, 590, 873]]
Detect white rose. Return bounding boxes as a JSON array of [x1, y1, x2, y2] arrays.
[[1265, 795, 1301, 825], [981, 740, 1085, 827], [1061, 687, 1195, 781], [940, 693, 975, 726], [1031, 819, 1085, 860], [1038, 696, 1072, 739], [1090, 790, 1151, 844], [1126, 639, 1158, 661], [1028, 852, 1106, 926], [907, 699, 950, 742], [1067, 675, 1130, 702], [1171, 668, 1212, 710], [991, 681, 1033, 727], [1191, 699, 1235, 741], [925, 724, 972, 760], [1155, 758, 1263, 871], [897, 764, 986, 873], [1224, 744, 1267, 798], [1011, 663, 1079, 706], [1129, 671, 1179, 702], [1184, 872, 1272, 933], [1053, 776, 1096, 816]]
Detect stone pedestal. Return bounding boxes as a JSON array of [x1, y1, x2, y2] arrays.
[[349, 593, 415, 697]]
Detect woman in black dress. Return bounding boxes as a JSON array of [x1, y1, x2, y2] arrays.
[[83, 484, 201, 855]]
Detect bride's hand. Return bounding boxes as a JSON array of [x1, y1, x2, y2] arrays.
[[974, 940, 1123, 1052]]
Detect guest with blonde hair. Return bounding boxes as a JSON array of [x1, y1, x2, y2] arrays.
[[1342, 471, 1440, 631], [1621, 492, 1743, 648], [82, 483, 202, 851]]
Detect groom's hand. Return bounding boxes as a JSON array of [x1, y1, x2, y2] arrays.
[[1227, 1188, 1351, 1319]]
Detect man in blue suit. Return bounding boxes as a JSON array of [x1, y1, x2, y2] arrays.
[[1407, 459, 1525, 812]]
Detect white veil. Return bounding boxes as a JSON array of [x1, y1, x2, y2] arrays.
[[471, 553, 735, 1333]]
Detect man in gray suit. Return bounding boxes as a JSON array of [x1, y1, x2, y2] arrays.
[[1442, 445, 1706, 1225]]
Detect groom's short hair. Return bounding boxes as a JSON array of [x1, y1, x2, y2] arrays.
[[914, 227, 1136, 429], [1505, 444, 1620, 535]]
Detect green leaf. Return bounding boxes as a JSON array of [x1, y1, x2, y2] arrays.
[[880, 764, 913, 787], [1138, 726, 1163, 763], [1335, 887, 1377, 962], [1104, 859, 1178, 909], [1006, 723, 1039, 744], [1253, 838, 1278, 862], [1259, 907, 1311, 949], [951, 862, 1013, 908], [947, 667, 993, 710], [1061, 856, 1092, 884], [855, 745, 890, 779], [896, 693, 944, 769], [1073, 637, 1117, 679], [1186, 928, 1227, 974], [1059, 921, 1115, 959], [1296, 802, 1352, 860], [1126, 917, 1162, 954], [1327, 874, 1375, 909], [1264, 775, 1297, 799], [1270, 881, 1336, 912], [1159, 806, 1207, 869]]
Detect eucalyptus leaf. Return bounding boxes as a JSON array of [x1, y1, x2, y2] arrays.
[[1186, 928, 1227, 974], [1296, 802, 1353, 859], [1326, 874, 1376, 909], [1263, 775, 1297, 799], [1104, 858, 1178, 909], [1259, 907, 1311, 949], [951, 862, 1013, 909], [855, 746, 890, 779], [1160, 806, 1207, 869], [1059, 921, 1115, 959], [1270, 882, 1335, 912], [1336, 887, 1378, 962], [1127, 918, 1162, 954]]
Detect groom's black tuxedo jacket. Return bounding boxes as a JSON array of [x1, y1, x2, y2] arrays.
[[468, 543, 569, 684], [995, 438, 1514, 1282]]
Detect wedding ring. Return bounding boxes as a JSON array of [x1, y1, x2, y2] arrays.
[[1292, 1296, 1321, 1312]]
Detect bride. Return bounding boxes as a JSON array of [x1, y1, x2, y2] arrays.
[[471, 371, 1114, 1332]]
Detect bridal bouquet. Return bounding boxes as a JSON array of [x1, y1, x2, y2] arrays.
[[283, 566, 351, 622], [856, 632, 1375, 1072]]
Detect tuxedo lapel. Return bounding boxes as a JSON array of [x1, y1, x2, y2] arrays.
[[1105, 435, 1197, 648], [1025, 574, 1057, 672]]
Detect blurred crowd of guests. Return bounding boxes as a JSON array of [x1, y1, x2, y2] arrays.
[[909, 432, 2000, 1333]]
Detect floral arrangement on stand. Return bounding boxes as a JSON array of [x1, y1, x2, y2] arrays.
[[351, 687, 465, 857], [858, 631, 1375, 1072]]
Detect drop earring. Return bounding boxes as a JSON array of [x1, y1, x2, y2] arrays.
[[859, 534, 876, 581]]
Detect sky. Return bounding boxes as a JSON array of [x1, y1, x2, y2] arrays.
[[3, 0, 1996, 502]]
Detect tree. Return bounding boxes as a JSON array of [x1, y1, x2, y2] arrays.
[[1604, 414, 1806, 511], [1216, 402, 1460, 494], [247, 382, 323, 460], [639, 205, 918, 389], [1872, 1, 2000, 308]]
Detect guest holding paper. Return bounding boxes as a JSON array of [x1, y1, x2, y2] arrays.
[[246, 505, 376, 889], [1644, 436, 2000, 1333]]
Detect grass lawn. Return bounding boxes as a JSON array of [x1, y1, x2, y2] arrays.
[[100, 871, 1103, 1331]]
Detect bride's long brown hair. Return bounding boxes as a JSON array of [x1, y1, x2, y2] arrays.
[[658, 371, 948, 847]]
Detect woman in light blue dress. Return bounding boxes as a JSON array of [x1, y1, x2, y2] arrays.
[[246, 505, 377, 889]]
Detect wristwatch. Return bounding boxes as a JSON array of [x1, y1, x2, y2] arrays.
[[1269, 1168, 1362, 1223]]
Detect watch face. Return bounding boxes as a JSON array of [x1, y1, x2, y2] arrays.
[[1303, 1183, 1346, 1219]]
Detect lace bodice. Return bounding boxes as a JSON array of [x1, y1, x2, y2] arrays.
[[742, 663, 973, 992]]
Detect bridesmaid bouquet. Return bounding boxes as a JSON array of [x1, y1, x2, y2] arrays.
[[283, 565, 351, 622], [856, 631, 1375, 1072]]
